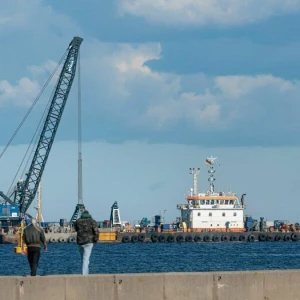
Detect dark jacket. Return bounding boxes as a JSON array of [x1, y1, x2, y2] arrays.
[[75, 212, 98, 245], [23, 224, 46, 247]]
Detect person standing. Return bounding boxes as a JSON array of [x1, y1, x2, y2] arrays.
[[23, 218, 47, 276], [75, 210, 98, 275]]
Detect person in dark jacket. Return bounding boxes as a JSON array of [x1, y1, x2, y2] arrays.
[[75, 210, 98, 275], [23, 218, 47, 276]]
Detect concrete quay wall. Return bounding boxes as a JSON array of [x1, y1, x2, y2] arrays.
[[1, 270, 300, 300]]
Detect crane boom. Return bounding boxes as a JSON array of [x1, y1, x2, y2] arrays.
[[13, 36, 83, 215]]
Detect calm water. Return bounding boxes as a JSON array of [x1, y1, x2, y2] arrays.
[[1, 242, 300, 276]]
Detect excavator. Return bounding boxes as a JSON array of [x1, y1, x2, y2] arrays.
[[0, 37, 83, 252]]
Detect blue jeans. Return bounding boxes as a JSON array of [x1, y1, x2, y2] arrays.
[[78, 243, 93, 275]]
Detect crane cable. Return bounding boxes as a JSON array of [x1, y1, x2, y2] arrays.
[[2, 49, 69, 196], [0, 50, 69, 162], [20, 81, 58, 182], [6, 87, 56, 196]]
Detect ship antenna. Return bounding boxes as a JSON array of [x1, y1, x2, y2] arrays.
[[189, 168, 200, 195], [206, 156, 217, 194]]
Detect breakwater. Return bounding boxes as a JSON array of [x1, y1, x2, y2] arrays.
[[1, 270, 300, 300]]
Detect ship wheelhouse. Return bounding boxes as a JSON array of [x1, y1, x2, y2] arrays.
[[177, 157, 245, 232]]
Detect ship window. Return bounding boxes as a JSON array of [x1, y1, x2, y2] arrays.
[[220, 200, 224, 204], [211, 200, 215, 205], [225, 200, 229, 205], [209, 212, 212, 217], [222, 212, 225, 217], [206, 200, 209, 204], [200, 200, 205, 205], [233, 212, 237, 216], [229, 200, 234, 205], [198, 212, 201, 216], [216, 200, 219, 204]]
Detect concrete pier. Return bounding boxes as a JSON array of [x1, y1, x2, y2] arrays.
[[1, 270, 300, 300]]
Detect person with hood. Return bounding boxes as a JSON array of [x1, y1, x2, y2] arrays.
[[23, 218, 47, 276], [75, 210, 98, 275]]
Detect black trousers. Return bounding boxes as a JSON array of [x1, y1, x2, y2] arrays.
[[27, 247, 41, 276]]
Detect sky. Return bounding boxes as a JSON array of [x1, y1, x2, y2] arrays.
[[1, 0, 300, 224]]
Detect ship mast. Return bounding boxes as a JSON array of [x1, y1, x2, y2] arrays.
[[206, 156, 217, 194], [189, 168, 200, 195]]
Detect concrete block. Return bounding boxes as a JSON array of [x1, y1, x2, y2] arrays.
[[212, 271, 265, 300], [19, 276, 66, 300], [0, 277, 19, 300], [1, 270, 300, 300], [114, 273, 164, 300], [65, 275, 115, 300], [263, 270, 300, 300], [164, 272, 213, 300]]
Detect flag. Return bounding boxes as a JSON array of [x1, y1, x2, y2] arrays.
[[205, 159, 211, 165]]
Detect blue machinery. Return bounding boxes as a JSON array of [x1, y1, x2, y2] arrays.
[[0, 37, 83, 227]]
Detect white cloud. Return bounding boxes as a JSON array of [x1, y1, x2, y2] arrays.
[[0, 60, 59, 107], [1, 0, 300, 145], [0, 0, 79, 35], [0, 77, 40, 107], [4, 39, 300, 134], [72, 41, 300, 135], [214, 75, 295, 98], [119, 0, 300, 27]]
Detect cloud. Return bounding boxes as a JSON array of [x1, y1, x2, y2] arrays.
[[1, 0, 300, 146], [2, 38, 300, 145], [0, 0, 79, 35], [0, 60, 59, 107], [82, 40, 300, 136], [0, 77, 40, 107], [119, 0, 300, 27]]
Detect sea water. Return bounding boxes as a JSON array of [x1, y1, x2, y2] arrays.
[[1, 242, 300, 276]]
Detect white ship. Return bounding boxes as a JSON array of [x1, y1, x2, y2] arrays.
[[177, 156, 246, 232]]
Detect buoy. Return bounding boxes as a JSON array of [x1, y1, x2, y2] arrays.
[[14, 222, 28, 255]]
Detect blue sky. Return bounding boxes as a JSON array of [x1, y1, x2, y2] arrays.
[[1, 0, 300, 223]]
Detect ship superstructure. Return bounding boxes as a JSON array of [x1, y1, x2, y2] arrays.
[[177, 156, 245, 232]]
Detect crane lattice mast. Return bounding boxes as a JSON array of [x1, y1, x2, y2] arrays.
[[0, 37, 83, 218]]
